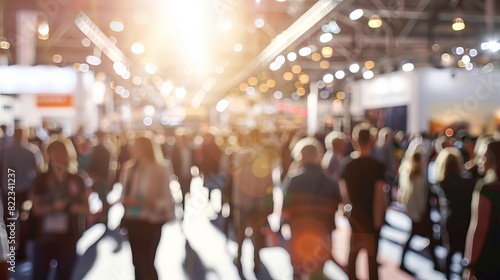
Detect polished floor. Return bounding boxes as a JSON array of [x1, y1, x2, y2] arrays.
[[13, 175, 460, 280]]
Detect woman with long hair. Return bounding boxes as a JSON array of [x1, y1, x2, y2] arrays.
[[120, 132, 175, 280], [398, 146, 439, 273], [31, 135, 89, 279], [434, 147, 476, 278]]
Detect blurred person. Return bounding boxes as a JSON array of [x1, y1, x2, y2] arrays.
[[0, 125, 12, 149], [31, 136, 89, 280], [171, 129, 195, 211], [464, 136, 495, 180], [434, 147, 476, 279], [280, 129, 297, 182], [285, 136, 324, 183], [197, 131, 223, 200], [463, 141, 500, 279], [321, 131, 345, 181], [398, 146, 439, 274], [283, 143, 341, 279], [374, 128, 396, 182], [88, 131, 117, 225], [339, 123, 387, 280], [115, 132, 132, 184], [0, 128, 43, 261], [231, 129, 280, 276], [120, 133, 175, 280]]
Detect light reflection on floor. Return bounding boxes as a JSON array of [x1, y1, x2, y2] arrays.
[[13, 175, 452, 280]]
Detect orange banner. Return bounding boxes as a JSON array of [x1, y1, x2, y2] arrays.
[[37, 95, 73, 107]]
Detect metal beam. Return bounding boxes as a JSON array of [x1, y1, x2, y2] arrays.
[[199, 0, 354, 105]]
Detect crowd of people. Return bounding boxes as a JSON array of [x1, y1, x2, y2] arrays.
[[0, 122, 499, 279]]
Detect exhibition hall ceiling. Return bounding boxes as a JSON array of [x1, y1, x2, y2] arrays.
[[1, 0, 499, 107]]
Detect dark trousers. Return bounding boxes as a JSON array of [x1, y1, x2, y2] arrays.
[[126, 219, 162, 280], [235, 208, 266, 270], [33, 239, 77, 280], [347, 231, 380, 280]]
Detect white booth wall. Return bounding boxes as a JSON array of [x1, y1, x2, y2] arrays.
[[350, 67, 500, 135], [0, 66, 98, 134]]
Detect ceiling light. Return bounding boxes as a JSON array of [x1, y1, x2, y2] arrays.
[[86, 55, 101, 66], [349, 9, 364, 21], [335, 70, 345, 79], [275, 55, 286, 65], [292, 65, 302, 74], [299, 47, 312, 56], [349, 63, 360, 73], [131, 42, 145, 54], [283, 72, 294, 81], [465, 63, 474, 71], [299, 74, 309, 84], [234, 43, 243, 52], [267, 79, 276, 88], [441, 53, 451, 62], [452, 17, 465, 31], [143, 117, 153, 126], [110, 19, 124, 32], [132, 76, 142, 86], [259, 84, 269, 93], [401, 62, 414, 72], [319, 33, 333, 43], [469, 49, 478, 57], [481, 41, 500, 52], [311, 53, 321, 61], [81, 38, 91, 47], [462, 55, 471, 64], [327, 21, 341, 34], [121, 71, 130, 79], [270, 62, 280, 71], [38, 20, 50, 36], [79, 63, 89, 73], [246, 86, 255, 95], [323, 73, 334, 83], [255, 18, 265, 29], [320, 61, 330, 69], [321, 46, 333, 58], [455, 47, 464, 55], [52, 54, 63, 63], [363, 70, 374, 79], [216, 99, 229, 112], [145, 63, 158, 74], [215, 65, 224, 74], [368, 15, 382, 29], [287, 52, 297, 62], [320, 91, 329, 99], [364, 60, 375, 69], [274, 91, 283, 99], [248, 76, 258, 86]]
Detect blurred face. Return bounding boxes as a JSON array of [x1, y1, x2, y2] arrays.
[[49, 146, 69, 168]]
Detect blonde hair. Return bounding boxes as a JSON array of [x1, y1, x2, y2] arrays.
[[44, 134, 79, 174], [434, 147, 463, 183]]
